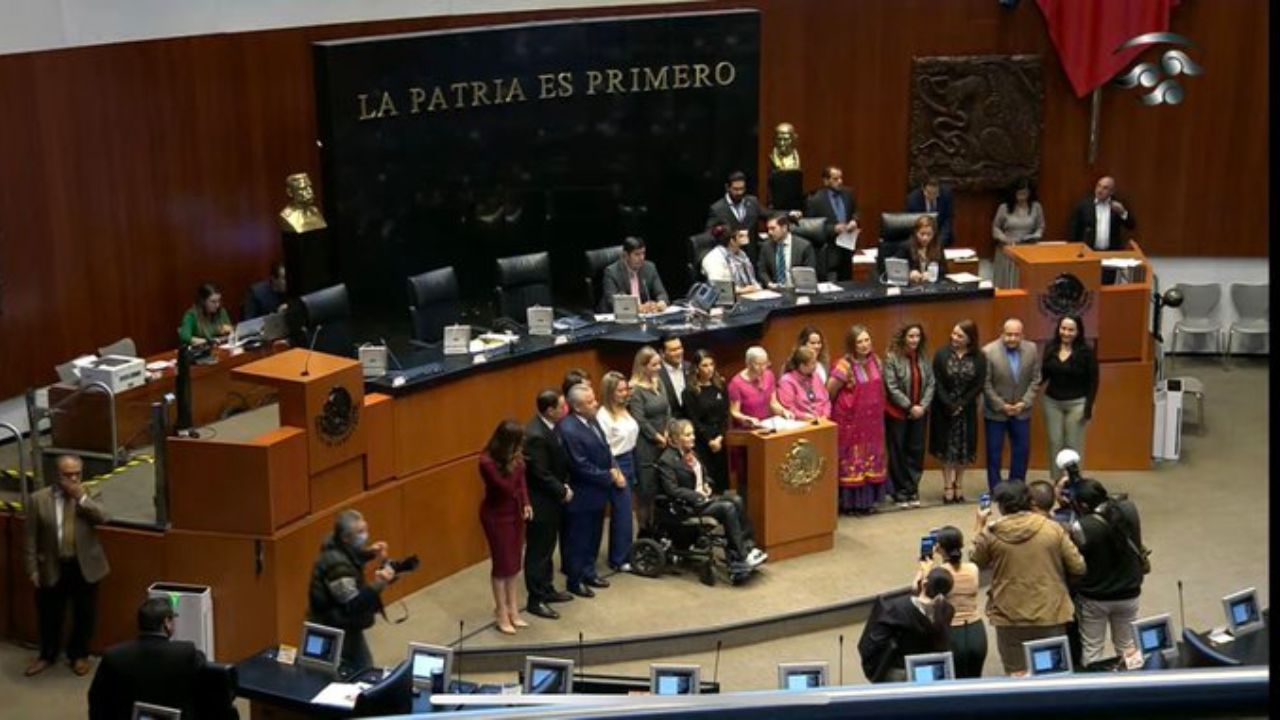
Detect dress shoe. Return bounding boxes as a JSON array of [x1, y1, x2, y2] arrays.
[[495, 621, 517, 636], [568, 584, 595, 598], [546, 590, 574, 603], [584, 576, 610, 589], [71, 658, 91, 676], [527, 602, 561, 620], [24, 658, 51, 677]]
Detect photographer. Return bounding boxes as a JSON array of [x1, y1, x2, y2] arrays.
[[1063, 477, 1146, 668], [308, 509, 396, 671], [859, 567, 954, 683]]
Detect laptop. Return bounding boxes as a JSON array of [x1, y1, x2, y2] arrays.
[[884, 257, 910, 286]]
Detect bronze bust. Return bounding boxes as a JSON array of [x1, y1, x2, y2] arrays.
[[769, 122, 801, 171], [278, 173, 328, 233]]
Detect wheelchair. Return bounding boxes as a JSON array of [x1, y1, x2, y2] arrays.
[[627, 493, 756, 586]]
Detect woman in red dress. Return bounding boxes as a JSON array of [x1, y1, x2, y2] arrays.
[[479, 420, 533, 635]]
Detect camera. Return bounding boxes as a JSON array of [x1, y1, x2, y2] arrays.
[[1056, 448, 1083, 490], [385, 554, 420, 575]]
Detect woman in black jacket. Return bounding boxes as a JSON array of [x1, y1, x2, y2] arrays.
[[859, 567, 955, 682]]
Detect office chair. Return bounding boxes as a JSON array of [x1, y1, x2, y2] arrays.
[[351, 659, 413, 716], [406, 267, 461, 346], [194, 661, 240, 718], [583, 245, 623, 311], [494, 251, 553, 321], [876, 212, 937, 277], [1180, 628, 1242, 668], [686, 233, 720, 287], [97, 337, 138, 358], [298, 283, 355, 358]]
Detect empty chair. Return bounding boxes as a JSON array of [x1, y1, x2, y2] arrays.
[[407, 267, 461, 345], [1226, 282, 1268, 365], [195, 661, 240, 719], [1180, 628, 1242, 668], [97, 337, 138, 358], [686, 233, 719, 287], [583, 245, 623, 311], [298, 283, 355, 358], [494, 251, 553, 320], [1169, 283, 1224, 372]]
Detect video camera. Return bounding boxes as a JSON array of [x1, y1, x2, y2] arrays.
[[383, 554, 420, 580]]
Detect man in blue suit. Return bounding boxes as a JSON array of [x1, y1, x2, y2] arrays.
[[558, 384, 625, 597], [905, 176, 955, 247]]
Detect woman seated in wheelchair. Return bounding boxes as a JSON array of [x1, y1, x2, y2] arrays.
[[656, 419, 768, 569]]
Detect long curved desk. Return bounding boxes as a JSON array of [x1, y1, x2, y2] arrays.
[[0, 244, 1155, 665]]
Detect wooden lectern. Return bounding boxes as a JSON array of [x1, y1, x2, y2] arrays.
[[727, 419, 837, 562]]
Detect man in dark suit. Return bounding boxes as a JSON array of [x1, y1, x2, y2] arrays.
[[804, 166, 859, 280], [657, 335, 691, 419], [905, 176, 955, 247], [557, 384, 625, 597], [982, 318, 1041, 491], [242, 260, 289, 319], [24, 454, 110, 677], [1068, 175, 1135, 251], [599, 236, 669, 313], [757, 213, 817, 289], [705, 170, 762, 236], [88, 597, 209, 719], [522, 389, 574, 620]]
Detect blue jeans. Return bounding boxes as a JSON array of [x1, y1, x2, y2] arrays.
[[608, 452, 636, 568], [984, 416, 1030, 491]]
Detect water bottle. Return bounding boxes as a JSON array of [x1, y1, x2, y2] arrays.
[[926, 262, 939, 283]]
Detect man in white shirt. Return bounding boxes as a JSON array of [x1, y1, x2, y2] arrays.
[[757, 213, 816, 289], [701, 227, 761, 293], [1068, 176, 1135, 251]]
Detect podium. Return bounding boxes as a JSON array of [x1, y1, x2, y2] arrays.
[[727, 419, 837, 562]]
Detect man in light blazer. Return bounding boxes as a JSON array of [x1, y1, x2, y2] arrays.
[[982, 319, 1041, 491], [599, 236, 669, 313], [757, 213, 817, 289], [24, 454, 110, 677]]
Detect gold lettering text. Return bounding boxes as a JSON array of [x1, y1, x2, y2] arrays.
[[693, 63, 712, 88], [409, 87, 427, 114], [450, 82, 468, 107], [470, 81, 491, 107], [715, 61, 736, 86], [606, 68, 624, 94], [376, 91, 399, 117], [504, 78, 527, 103], [427, 87, 448, 112], [643, 66, 669, 91], [672, 64, 691, 89], [586, 70, 604, 95], [357, 94, 377, 121]]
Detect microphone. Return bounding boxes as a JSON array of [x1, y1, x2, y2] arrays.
[[712, 640, 722, 687], [300, 324, 324, 377], [838, 634, 844, 686], [379, 337, 404, 371], [577, 631, 585, 690], [456, 620, 464, 686], [1177, 579, 1186, 633]]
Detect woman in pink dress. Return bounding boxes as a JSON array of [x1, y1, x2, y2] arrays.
[[778, 345, 832, 420], [826, 325, 889, 515]]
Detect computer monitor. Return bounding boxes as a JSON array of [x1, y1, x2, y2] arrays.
[[789, 266, 818, 294], [523, 656, 574, 694], [352, 659, 413, 716], [408, 642, 453, 692], [1023, 636, 1073, 676], [1222, 587, 1264, 635], [298, 622, 345, 675], [132, 703, 181, 720], [777, 662, 828, 690], [884, 257, 910, 286], [649, 663, 700, 695], [904, 652, 955, 683], [1132, 613, 1176, 661], [711, 279, 736, 307]]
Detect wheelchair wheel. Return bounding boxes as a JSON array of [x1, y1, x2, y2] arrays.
[[699, 561, 716, 587], [630, 538, 666, 578]]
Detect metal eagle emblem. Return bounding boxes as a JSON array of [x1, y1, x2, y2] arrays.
[[1039, 272, 1093, 319], [315, 385, 359, 446], [777, 439, 824, 494]]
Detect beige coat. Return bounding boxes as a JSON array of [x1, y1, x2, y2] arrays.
[[971, 512, 1085, 626], [982, 338, 1041, 421], [24, 486, 111, 586]]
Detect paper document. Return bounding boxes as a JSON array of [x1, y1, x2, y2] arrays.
[[835, 229, 860, 251], [852, 254, 877, 265], [760, 416, 809, 432], [641, 306, 685, 318], [946, 272, 983, 284], [1100, 258, 1143, 268], [1207, 629, 1235, 644], [739, 289, 783, 301], [817, 282, 843, 294], [944, 248, 977, 260], [593, 313, 616, 322], [312, 682, 370, 709], [860, 247, 879, 258]]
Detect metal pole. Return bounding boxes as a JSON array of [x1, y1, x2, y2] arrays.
[[1087, 87, 1102, 165], [150, 400, 170, 527]]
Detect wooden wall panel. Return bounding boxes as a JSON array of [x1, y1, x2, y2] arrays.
[[0, 0, 1264, 401], [399, 456, 490, 588]]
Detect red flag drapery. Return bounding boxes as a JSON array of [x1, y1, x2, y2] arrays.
[[1036, 0, 1180, 98]]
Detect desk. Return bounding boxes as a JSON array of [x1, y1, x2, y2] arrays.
[[1181, 624, 1270, 667], [850, 251, 980, 283], [48, 342, 285, 454]]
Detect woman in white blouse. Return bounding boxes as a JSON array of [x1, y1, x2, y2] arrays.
[[597, 370, 639, 572]]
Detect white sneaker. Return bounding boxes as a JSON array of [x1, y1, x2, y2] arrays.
[[746, 548, 768, 566], [909, 499, 922, 507], [617, 563, 634, 573]]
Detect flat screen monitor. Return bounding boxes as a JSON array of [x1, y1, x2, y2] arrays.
[[1222, 587, 1264, 635], [408, 642, 453, 692], [904, 652, 954, 683], [789, 266, 817, 294], [523, 656, 574, 694], [1024, 636, 1073, 676], [777, 662, 828, 690], [132, 703, 181, 720], [1132, 613, 1175, 656], [711, 279, 735, 307], [884, 257, 910, 286], [299, 622, 345, 674], [650, 663, 700, 695]]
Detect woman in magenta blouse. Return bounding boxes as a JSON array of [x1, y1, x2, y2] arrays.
[[778, 345, 832, 420], [478, 419, 532, 635], [727, 345, 791, 428]]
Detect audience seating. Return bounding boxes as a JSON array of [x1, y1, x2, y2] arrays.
[[1225, 282, 1268, 365], [494, 251, 554, 320], [298, 283, 355, 358], [407, 267, 461, 345], [1169, 283, 1223, 372]]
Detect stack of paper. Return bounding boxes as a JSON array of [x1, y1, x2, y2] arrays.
[[740, 289, 783, 301], [946, 272, 983, 284], [311, 682, 371, 709], [944, 248, 978, 260], [817, 282, 843, 294], [759, 416, 809, 432]]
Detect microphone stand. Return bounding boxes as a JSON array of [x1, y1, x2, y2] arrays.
[[300, 324, 324, 377]]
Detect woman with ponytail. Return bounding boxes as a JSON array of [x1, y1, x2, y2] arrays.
[[929, 526, 987, 677], [859, 567, 955, 682]]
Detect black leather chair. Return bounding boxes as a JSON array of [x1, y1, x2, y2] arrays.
[[298, 283, 355, 357], [407, 266, 461, 345], [494, 251, 553, 320], [1180, 628, 1242, 667], [877, 211, 938, 276], [583, 245, 622, 311], [686, 233, 720, 286], [196, 661, 240, 719]]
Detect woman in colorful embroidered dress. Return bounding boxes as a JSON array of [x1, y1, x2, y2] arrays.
[[827, 324, 889, 515]]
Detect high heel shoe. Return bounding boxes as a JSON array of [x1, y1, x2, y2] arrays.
[[510, 614, 530, 628], [495, 610, 518, 635]]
